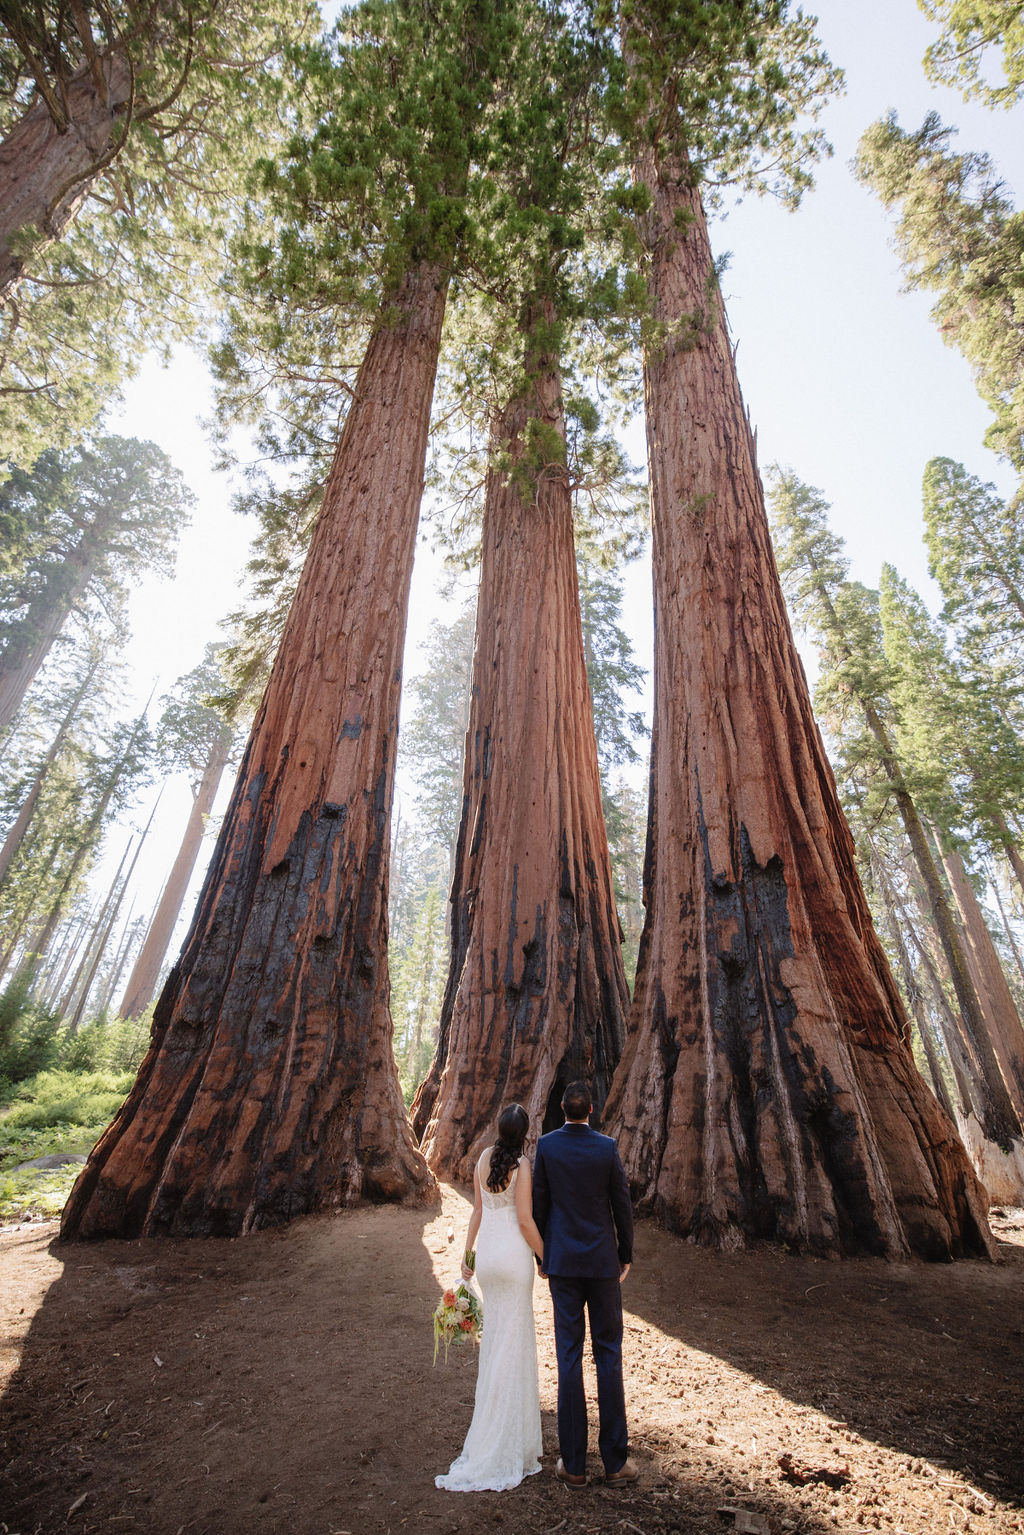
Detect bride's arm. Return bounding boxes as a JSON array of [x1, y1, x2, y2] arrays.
[[461, 1162, 484, 1280], [515, 1159, 545, 1262]]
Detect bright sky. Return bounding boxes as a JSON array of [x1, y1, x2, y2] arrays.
[[86, 0, 1024, 989]]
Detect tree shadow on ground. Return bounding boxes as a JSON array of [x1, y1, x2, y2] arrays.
[[0, 1189, 853, 1535], [616, 1211, 1024, 1533]]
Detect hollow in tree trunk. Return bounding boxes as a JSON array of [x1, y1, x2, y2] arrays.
[[412, 315, 629, 1179], [604, 155, 993, 1260], [62, 264, 447, 1240]]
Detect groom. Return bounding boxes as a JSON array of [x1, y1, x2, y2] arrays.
[[532, 1080, 638, 1489]]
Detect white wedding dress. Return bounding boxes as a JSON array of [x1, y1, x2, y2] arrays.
[[436, 1158, 543, 1492]]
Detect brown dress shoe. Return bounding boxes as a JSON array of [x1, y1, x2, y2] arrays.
[[555, 1457, 587, 1487], [604, 1456, 639, 1487]]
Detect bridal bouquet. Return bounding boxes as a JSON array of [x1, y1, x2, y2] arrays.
[[432, 1280, 483, 1364]]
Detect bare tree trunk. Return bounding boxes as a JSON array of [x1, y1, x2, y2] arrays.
[[0, 533, 100, 735], [868, 846, 958, 1123], [990, 809, 1024, 907], [884, 779, 1022, 1149], [95, 904, 138, 1018], [65, 835, 136, 1032], [605, 154, 993, 1261], [989, 866, 1024, 993], [67, 792, 159, 1029], [0, 656, 98, 888], [62, 263, 448, 1241], [940, 844, 1024, 1118], [413, 312, 629, 1179], [0, 54, 131, 299], [119, 729, 231, 1019]]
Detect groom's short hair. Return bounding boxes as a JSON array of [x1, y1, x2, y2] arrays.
[[562, 1081, 592, 1121]]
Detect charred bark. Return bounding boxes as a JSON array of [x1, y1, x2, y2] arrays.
[[412, 317, 629, 1179], [62, 264, 447, 1240], [0, 54, 132, 299], [605, 156, 993, 1260], [119, 729, 231, 1020]]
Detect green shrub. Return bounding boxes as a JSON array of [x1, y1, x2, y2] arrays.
[[2, 1068, 134, 1132], [0, 1164, 80, 1221], [0, 986, 61, 1085], [95, 1012, 150, 1073], [55, 1013, 150, 1075], [57, 1019, 105, 1072]]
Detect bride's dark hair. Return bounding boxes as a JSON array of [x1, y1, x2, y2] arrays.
[[487, 1103, 529, 1192]]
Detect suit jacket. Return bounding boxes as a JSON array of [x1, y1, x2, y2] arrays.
[[532, 1122, 634, 1279]]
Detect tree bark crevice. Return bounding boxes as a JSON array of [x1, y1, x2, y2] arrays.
[[606, 153, 994, 1260], [62, 263, 448, 1240]]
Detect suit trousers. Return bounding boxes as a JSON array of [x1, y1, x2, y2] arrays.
[[548, 1274, 628, 1476]]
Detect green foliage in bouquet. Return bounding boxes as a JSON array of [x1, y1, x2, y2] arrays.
[[432, 1282, 483, 1365]]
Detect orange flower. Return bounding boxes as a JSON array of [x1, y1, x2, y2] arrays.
[[460, 1317, 475, 1332], [443, 1289, 456, 1307]]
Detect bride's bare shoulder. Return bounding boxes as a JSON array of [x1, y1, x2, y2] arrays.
[[477, 1145, 495, 1177]]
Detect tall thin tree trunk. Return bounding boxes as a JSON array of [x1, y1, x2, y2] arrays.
[[940, 843, 1024, 1117], [38, 907, 89, 1010], [68, 792, 159, 1029], [0, 533, 101, 734], [0, 656, 98, 888], [95, 903, 137, 1018], [605, 153, 992, 1260], [868, 846, 959, 1122], [65, 835, 135, 1031], [119, 729, 231, 1019], [881, 772, 1022, 1149], [0, 54, 131, 300], [991, 809, 1024, 906], [413, 311, 629, 1179], [900, 854, 986, 1115], [62, 263, 448, 1241], [989, 865, 1024, 993]]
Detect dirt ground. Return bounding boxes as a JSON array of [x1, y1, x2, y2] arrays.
[[1, 1189, 1022, 1535]]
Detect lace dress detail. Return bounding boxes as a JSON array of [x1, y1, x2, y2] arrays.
[[435, 1159, 543, 1492]]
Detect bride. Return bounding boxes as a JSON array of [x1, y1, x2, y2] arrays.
[[436, 1104, 546, 1492]]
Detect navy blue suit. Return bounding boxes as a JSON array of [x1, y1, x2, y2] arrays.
[[533, 1122, 634, 1477]]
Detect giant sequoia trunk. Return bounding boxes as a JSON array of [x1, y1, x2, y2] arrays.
[[119, 728, 232, 1020], [412, 317, 629, 1180], [0, 54, 131, 299], [62, 264, 447, 1240], [604, 155, 993, 1260]]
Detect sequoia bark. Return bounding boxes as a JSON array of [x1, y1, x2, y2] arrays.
[[412, 316, 629, 1179], [62, 264, 447, 1240], [605, 155, 993, 1260], [0, 55, 132, 299]]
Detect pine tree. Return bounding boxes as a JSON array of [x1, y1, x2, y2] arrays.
[[854, 115, 1024, 467], [770, 470, 1023, 1161], [0, 1, 318, 466], [920, 0, 1024, 106], [0, 436, 193, 733], [119, 649, 238, 1020], [596, 3, 989, 1258], [412, 3, 636, 1176], [62, 0, 525, 1240]]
